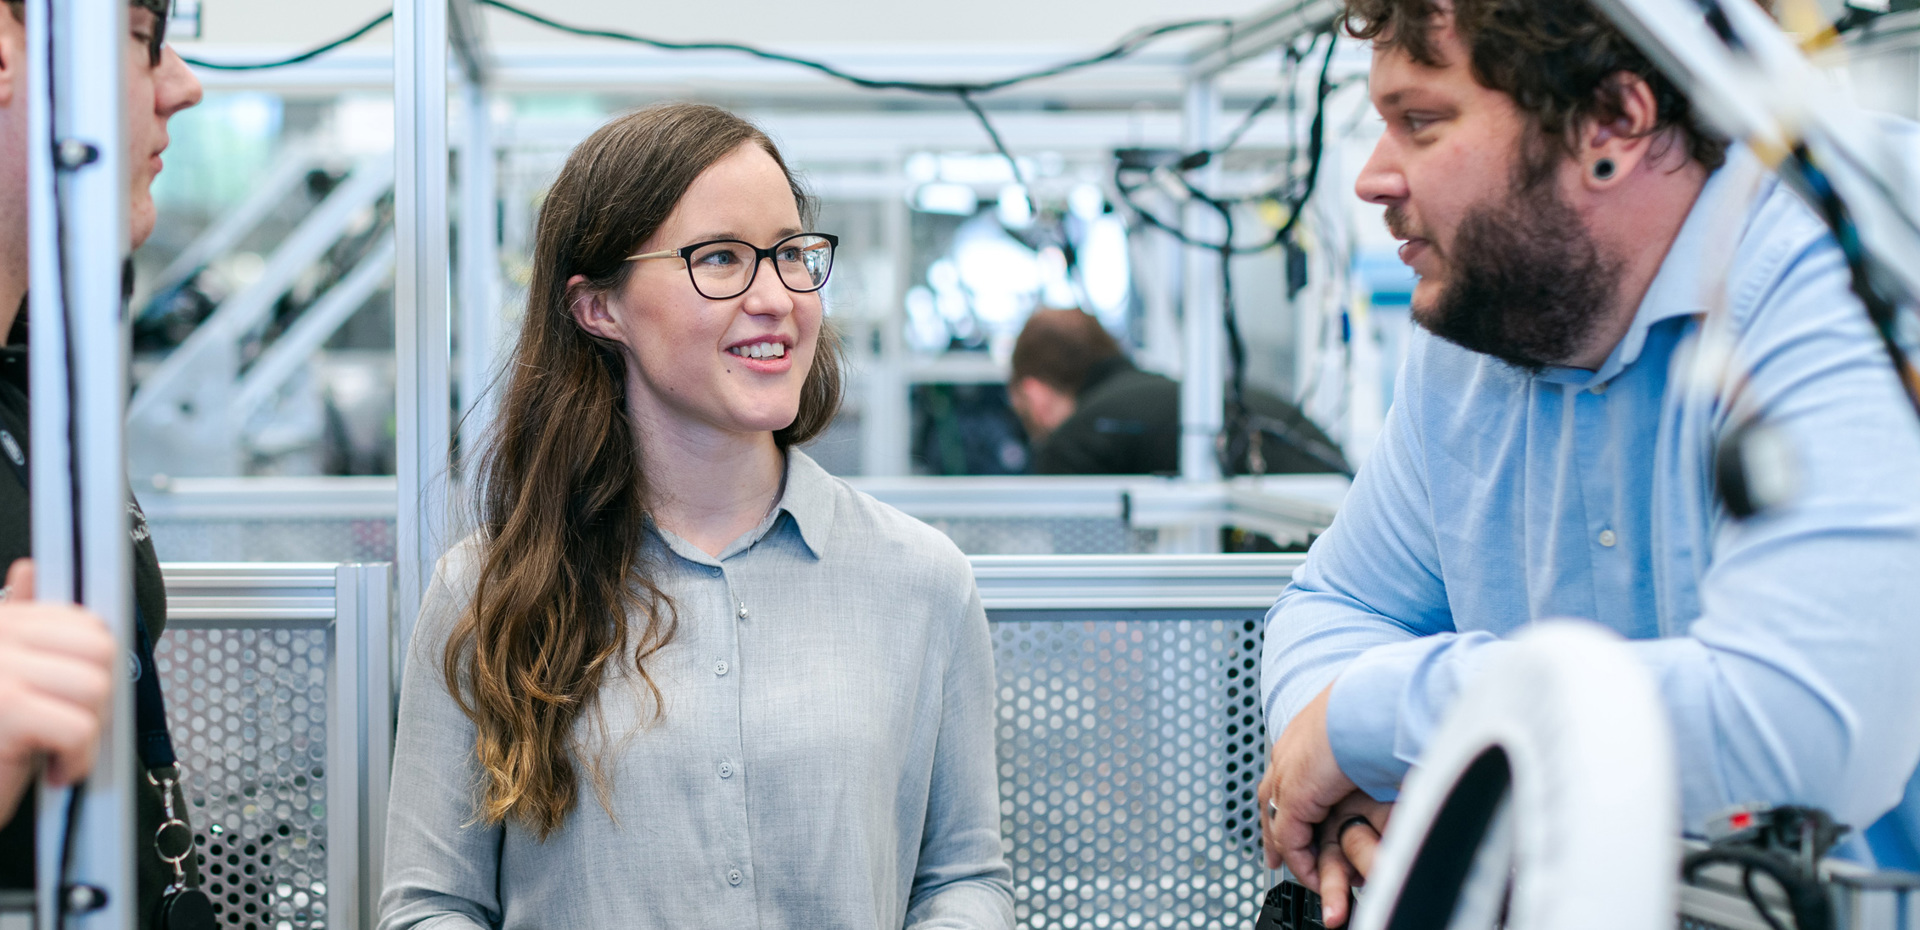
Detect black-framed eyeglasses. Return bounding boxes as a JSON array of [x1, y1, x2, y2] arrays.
[[626, 232, 838, 301]]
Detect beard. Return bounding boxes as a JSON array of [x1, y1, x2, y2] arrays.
[[1396, 168, 1620, 372]]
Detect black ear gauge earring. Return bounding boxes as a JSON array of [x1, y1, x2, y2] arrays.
[[1593, 158, 1617, 180]]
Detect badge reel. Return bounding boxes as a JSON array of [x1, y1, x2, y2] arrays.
[[148, 767, 216, 930]]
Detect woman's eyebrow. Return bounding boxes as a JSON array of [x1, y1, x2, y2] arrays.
[[684, 227, 805, 243]]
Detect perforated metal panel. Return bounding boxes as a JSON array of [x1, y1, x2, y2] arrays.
[[990, 615, 1271, 928], [154, 627, 335, 930], [148, 518, 397, 564], [929, 517, 1160, 555]]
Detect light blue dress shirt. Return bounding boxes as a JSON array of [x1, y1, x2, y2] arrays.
[[1261, 147, 1920, 867]]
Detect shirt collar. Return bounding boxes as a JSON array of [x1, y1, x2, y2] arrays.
[[1538, 146, 1768, 387], [769, 447, 835, 559], [649, 447, 838, 565]]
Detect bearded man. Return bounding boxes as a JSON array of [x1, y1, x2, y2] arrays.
[[1255, 0, 1920, 924]]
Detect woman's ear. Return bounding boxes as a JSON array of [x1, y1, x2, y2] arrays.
[[566, 274, 626, 346]]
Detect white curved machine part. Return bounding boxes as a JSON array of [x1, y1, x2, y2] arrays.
[[1352, 622, 1680, 930]]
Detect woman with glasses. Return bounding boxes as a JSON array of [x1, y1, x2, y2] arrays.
[[379, 104, 1013, 930]]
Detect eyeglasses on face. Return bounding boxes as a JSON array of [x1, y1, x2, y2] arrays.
[[625, 232, 838, 301]]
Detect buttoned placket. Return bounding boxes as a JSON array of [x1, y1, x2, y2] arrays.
[[1573, 380, 1634, 630], [704, 557, 753, 902]]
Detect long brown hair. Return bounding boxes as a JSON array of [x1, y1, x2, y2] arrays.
[[447, 103, 844, 839]]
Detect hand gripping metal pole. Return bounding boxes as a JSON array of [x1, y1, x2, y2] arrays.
[[28, 0, 135, 927]]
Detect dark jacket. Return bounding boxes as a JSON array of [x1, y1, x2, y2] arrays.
[[0, 341, 191, 928], [1033, 356, 1348, 476]]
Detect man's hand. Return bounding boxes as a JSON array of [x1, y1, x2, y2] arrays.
[[1259, 683, 1357, 885], [0, 559, 116, 824], [1312, 790, 1392, 927]]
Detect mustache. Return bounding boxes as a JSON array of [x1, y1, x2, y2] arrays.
[[1383, 206, 1419, 242]]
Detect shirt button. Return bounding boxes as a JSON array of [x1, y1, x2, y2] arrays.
[[714, 660, 729, 676], [1598, 529, 1617, 547], [727, 869, 743, 886], [737, 604, 749, 620], [1590, 381, 1609, 395], [709, 566, 722, 576], [719, 762, 734, 778]]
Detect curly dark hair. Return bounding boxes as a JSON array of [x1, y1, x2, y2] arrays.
[[1343, 0, 1728, 171]]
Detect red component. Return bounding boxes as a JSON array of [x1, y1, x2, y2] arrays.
[[1730, 812, 1754, 830]]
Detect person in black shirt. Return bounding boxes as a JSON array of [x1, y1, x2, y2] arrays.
[[0, 0, 202, 924], [1008, 308, 1348, 476]]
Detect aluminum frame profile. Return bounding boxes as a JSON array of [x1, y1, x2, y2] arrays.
[[127, 156, 396, 424], [138, 143, 323, 308], [29, 0, 136, 925], [394, 0, 454, 655], [1187, 0, 1344, 81], [972, 553, 1302, 621], [227, 233, 399, 428]]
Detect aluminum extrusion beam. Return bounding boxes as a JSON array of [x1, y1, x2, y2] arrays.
[[395, 0, 454, 648], [127, 156, 394, 422], [1188, 0, 1342, 80], [228, 234, 397, 426], [972, 553, 1301, 621], [1179, 78, 1226, 488], [30, 0, 135, 925], [140, 144, 319, 309], [457, 79, 500, 468]]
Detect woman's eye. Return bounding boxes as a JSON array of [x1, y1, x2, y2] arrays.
[[697, 249, 740, 266], [775, 247, 800, 262]]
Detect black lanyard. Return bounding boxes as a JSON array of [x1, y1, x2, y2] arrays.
[[0, 423, 176, 769]]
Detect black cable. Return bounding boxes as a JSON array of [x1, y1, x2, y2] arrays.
[[179, 11, 393, 70], [480, 0, 1232, 97], [956, 91, 1033, 213], [1783, 146, 1920, 421], [1111, 31, 1337, 255], [1682, 846, 1833, 930], [1212, 92, 1281, 159]]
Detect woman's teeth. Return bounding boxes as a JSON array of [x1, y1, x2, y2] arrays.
[[729, 342, 787, 360]]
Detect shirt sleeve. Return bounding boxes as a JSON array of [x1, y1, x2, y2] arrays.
[[378, 549, 504, 930], [1642, 233, 1920, 835], [903, 582, 1015, 930], [1259, 344, 1469, 799]]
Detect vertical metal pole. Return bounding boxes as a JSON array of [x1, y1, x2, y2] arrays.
[[862, 199, 912, 477], [1179, 78, 1224, 484], [394, 0, 452, 654], [31, 0, 135, 926], [457, 79, 498, 468]]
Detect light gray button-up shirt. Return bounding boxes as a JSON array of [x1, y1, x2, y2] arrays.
[[380, 450, 1013, 930]]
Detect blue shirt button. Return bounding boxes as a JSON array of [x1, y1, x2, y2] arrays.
[[727, 869, 742, 886]]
